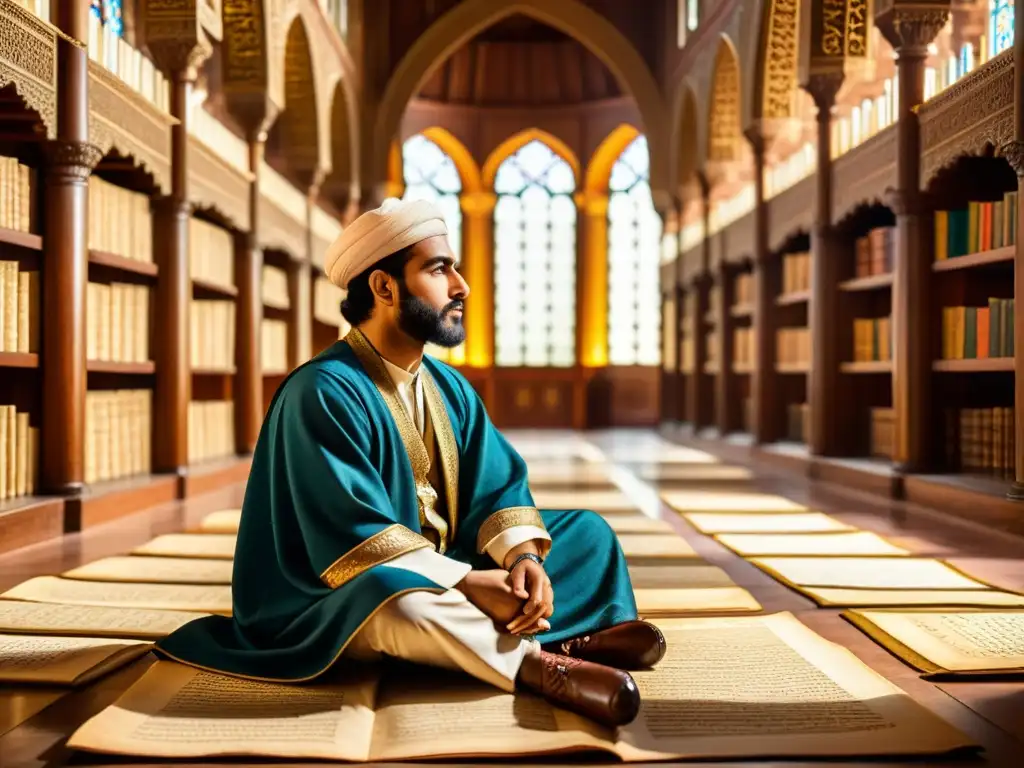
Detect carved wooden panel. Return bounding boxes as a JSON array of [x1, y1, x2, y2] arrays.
[[258, 193, 307, 259], [88, 61, 176, 193], [767, 175, 813, 251], [0, 2, 58, 138], [188, 135, 253, 232], [586, 366, 660, 428], [491, 369, 580, 429], [832, 124, 897, 224], [919, 49, 1014, 189]]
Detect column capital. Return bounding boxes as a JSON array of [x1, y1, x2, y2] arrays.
[[1002, 141, 1024, 179], [460, 191, 497, 216], [43, 140, 103, 180], [874, 2, 949, 57], [803, 71, 845, 113]]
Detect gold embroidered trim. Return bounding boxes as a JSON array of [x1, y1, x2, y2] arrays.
[[320, 524, 432, 589], [423, 371, 460, 541], [345, 328, 453, 553], [476, 506, 546, 553]]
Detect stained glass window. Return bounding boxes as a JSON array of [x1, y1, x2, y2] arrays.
[[493, 139, 577, 368], [990, 0, 1014, 58], [401, 133, 464, 363], [90, 0, 103, 22], [607, 136, 662, 366], [102, 0, 123, 37]]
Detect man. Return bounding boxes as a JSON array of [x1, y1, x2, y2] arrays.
[[155, 198, 665, 728]]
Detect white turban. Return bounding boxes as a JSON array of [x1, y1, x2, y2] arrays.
[[324, 197, 448, 289]]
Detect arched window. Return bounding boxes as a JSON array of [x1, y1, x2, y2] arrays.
[[103, 0, 123, 36], [401, 133, 464, 363], [990, 0, 1014, 58], [493, 139, 577, 367], [607, 136, 662, 366]]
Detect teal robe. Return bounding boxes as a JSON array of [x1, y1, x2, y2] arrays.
[[155, 329, 637, 682]]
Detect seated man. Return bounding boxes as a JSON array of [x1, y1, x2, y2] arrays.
[[155, 198, 665, 728]]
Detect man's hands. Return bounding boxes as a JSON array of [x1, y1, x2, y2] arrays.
[[454, 570, 525, 627], [505, 557, 553, 635]]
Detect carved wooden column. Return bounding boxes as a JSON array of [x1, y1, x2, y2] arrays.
[[875, 3, 949, 474], [41, 0, 100, 495], [579, 191, 609, 367], [746, 126, 779, 444], [688, 178, 712, 430], [234, 139, 265, 455], [714, 258, 734, 434], [460, 191, 496, 367], [804, 73, 843, 456], [673, 203, 688, 424], [1004, 4, 1024, 498]]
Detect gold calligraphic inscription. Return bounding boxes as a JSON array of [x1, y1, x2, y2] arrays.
[[320, 525, 432, 589], [223, 0, 267, 87], [763, 0, 799, 119], [280, 20, 319, 174], [845, 0, 869, 57], [821, 0, 847, 57]]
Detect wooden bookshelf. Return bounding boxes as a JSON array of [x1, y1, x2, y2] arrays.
[[840, 361, 893, 374], [192, 277, 238, 299], [88, 249, 159, 279], [839, 273, 892, 292], [0, 352, 39, 369], [0, 227, 42, 252], [730, 303, 753, 317], [933, 358, 1015, 373], [932, 244, 1014, 273], [86, 360, 156, 374], [775, 289, 810, 306]]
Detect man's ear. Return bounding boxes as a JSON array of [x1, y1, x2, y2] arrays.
[[368, 270, 396, 306]]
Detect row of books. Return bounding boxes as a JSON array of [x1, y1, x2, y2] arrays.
[[314, 278, 346, 327], [733, 327, 753, 369], [190, 218, 235, 292], [941, 300, 1015, 360], [84, 389, 152, 485], [854, 227, 894, 278], [0, 261, 37, 354], [263, 266, 290, 310], [934, 192, 1019, 261], [86, 282, 150, 364], [734, 274, 753, 306], [88, 176, 153, 265], [786, 402, 810, 444], [944, 407, 1015, 477], [263, 319, 290, 375], [777, 327, 810, 366], [782, 252, 811, 295], [870, 407, 895, 460], [0, 404, 37, 501], [852, 317, 892, 362], [190, 300, 236, 372], [188, 400, 235, 465], [0, 156, 33, 234]]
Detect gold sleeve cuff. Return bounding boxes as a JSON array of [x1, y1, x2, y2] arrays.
[[320, 524, 433, 589], [476, 506, 547, 553]]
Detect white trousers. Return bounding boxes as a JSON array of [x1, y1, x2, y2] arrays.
[[343, 589, 538, 692]]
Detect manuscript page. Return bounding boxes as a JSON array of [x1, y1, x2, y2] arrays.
[[638, 465, 752, 482], [527, 464, 612, 485], [1, 577, 232, 615], [604, 516, 675, 534], [716, 531, 910, 557], [132, 533, 236, 559], [63, 556, 234, 585], [368, 669, 612, 760], [0, 599, 209, 638], [662, 491, 806, 513], [197, 509, 242, 534], [802, 587, 1024, 608], [684, 512, 854, 534], [752, 557, 989, 590], [628, 564, 735, 589], [617, 534, 697, 559], [613, 613, 975, 761], [634, 587, 761, 616], [66, 661, 378, 760], [0, 633, 150, 685], [855, 611, 1024, 673]]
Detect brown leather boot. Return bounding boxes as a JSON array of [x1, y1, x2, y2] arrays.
[[516, 650, 641, 728], [543, 620, 667, 670]]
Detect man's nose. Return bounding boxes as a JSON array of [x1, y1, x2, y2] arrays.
[[452, 270, 470, 299]]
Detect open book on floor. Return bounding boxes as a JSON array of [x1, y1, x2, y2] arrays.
[[66, 613, 975, 763], [843, 609, 1024, 679], [0, 634, 151, 686]]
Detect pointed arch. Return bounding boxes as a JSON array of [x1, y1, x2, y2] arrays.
[[675, 83, 700, 191], [376, 0, 669, 201], [483, 128, 581, 190], [323, 80, 354, 209], [584, 123, 642, 196], [707, 35, 743, 164], [749, 0, 800, 125], [417, 127, 483, 195]]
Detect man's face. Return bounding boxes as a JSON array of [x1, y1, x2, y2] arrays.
[[395, 235, 469, 348]]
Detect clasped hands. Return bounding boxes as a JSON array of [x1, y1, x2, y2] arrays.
[[456, 545, 554, 636]]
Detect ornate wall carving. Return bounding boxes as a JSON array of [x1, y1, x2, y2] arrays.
[[761, 0, 799, 120], [919, 49, 1014, 187], [708, 40, 742, 164], [88, 61, 176, 193], [0, 2, 58, 138]]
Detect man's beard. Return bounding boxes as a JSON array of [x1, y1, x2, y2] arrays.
[[397, 289, 465, 348]]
